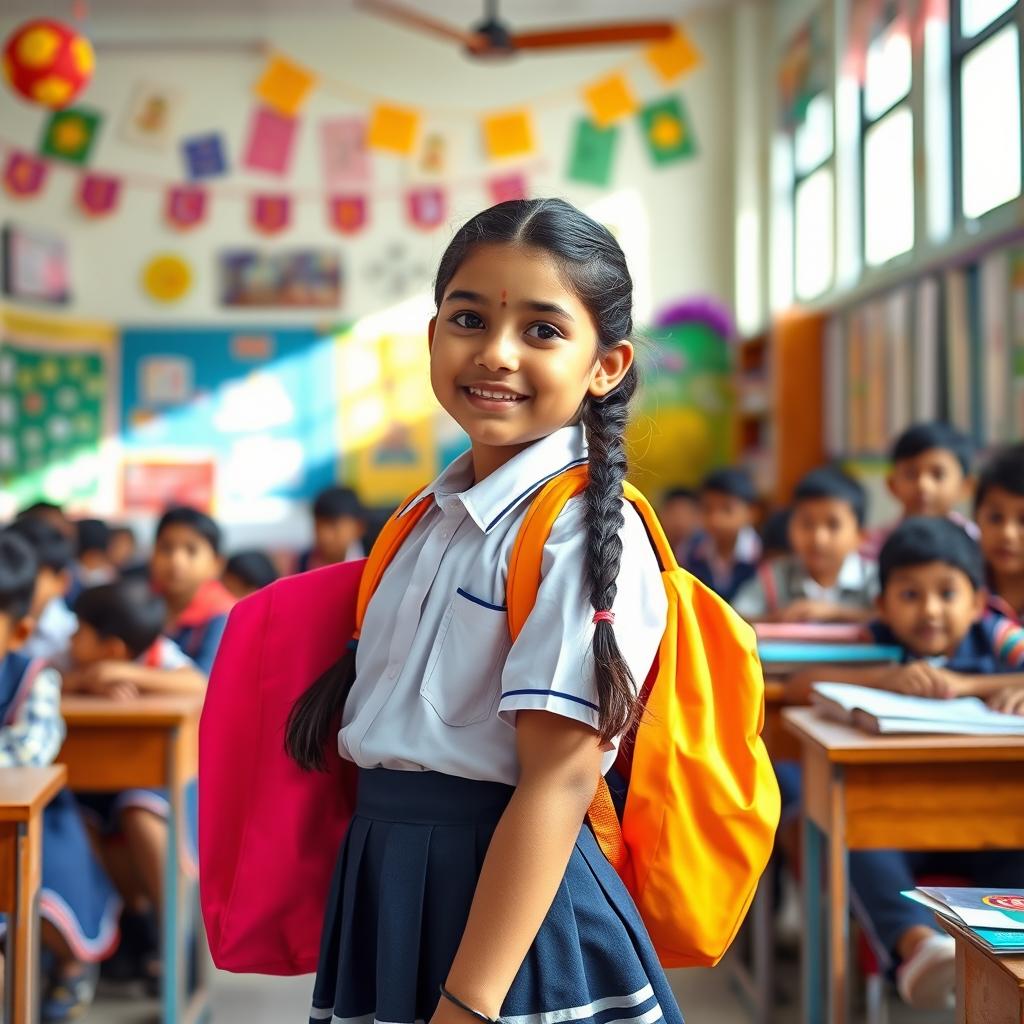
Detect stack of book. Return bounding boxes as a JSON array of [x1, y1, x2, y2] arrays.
[[902, 888, 1024, 954]]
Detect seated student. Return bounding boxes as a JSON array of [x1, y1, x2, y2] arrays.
[[759, 505, 792, 563], [60, 580, 203, 992], [975, 443, 1024, 624], [862, 421, 977, 559], [0, 531, 119, 1021], [222, 550, 280, 600], [151, 506, 235, 675], [683, 467, 761, 602], [296, 486, 368, 573], [106, 525, 140, 575], [6, 518, 77, 662], [75, 519, 115, 589], [734, 467, 877, 623], [15, 500, 74, 542], [659, 486, 701, 561]]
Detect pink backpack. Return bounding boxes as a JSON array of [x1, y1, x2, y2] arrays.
[[199, 559, 362, 975]]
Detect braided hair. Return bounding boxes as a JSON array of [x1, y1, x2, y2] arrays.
[[286, 198, 640, 769]]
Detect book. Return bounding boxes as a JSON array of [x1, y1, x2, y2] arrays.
[[755, 623, 870, 643], [758, 642, 902, 666], [811, 682, 1024, 736], [902, 888, 1024, 954]]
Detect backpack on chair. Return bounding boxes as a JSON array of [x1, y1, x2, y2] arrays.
[[199, 468, 779, 974]]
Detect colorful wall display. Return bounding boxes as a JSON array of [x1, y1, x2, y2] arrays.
[[218, 249, 341, 308]]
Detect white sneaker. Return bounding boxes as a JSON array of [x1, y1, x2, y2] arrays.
[[896, 932, 956, 1010]]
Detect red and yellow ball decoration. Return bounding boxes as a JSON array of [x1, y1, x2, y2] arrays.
[[2, 19, 95, 109]]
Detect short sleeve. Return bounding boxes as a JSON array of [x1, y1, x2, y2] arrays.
[[732, 572, 770, 620], [498, 497, 667, 735], [987, 614, 1024, 670], [156, 636, 199, 671]]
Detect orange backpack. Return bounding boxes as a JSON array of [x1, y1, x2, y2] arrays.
[[356, 465, 780, 968]]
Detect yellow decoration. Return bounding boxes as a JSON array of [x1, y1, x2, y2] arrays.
[[368, 103, 420, 156], [70, 36, 93, 76], [482, 109, 534, 161], [651, 112, 684, 149], [18, 26, 60, 68], [53, 116, 87, 150], [646, 28, 702, 83], [32, 74, 73, 105], [254, 54, 316, 117], [583, 73, 637, 129], [142, 253, 192, 304]]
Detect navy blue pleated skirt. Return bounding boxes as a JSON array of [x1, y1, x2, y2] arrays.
[[309, 768, 684, 1024]]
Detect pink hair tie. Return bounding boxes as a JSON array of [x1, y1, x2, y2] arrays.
[[593, 610, 616, 625]]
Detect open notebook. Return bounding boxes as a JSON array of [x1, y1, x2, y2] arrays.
[[811, 682, 1024, 736]]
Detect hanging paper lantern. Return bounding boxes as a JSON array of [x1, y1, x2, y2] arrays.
[[2, 19, 95, 109]]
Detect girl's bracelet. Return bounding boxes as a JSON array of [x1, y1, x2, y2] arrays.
[[438, 984, 501, 1024]]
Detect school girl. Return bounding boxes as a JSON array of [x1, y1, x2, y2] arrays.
[[286, 199, 687, 1024]]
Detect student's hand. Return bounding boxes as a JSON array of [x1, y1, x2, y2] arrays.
[[779, 599, 839, 623], [882, 663, 960, 699], [72, 661, 139, 699], [988, 686, 1024, 716]]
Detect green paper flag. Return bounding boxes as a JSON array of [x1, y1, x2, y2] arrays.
[[40, 107, 102, 165], [639, 96, 697, 166], [567, 118, 618, 187]]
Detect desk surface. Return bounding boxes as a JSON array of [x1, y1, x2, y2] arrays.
[[939, 917, 1024, 979], [0, 766, 66, 822], [62, 694, 204, 727], [782, 706, 1024, 764]]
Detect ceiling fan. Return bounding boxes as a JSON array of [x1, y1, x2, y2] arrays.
[[354, 0, 675, 58]]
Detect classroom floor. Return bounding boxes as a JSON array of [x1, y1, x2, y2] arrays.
[[89, 956, 956, 1023]]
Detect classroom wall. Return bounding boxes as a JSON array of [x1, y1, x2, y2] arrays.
[[0, 5, 736, 326]]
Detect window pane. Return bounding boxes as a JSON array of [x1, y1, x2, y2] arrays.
[[795, 166, 834, 299], [770, 133, 794, 312], [925, 10, 954, 242], [864, 20, 913, 120], [795, 92, 834, 174], [864, 105, 915, 265], [960, 0, 1016, 38], [961, 24, 1022, 219]]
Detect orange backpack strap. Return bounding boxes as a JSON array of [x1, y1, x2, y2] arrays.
[[353, 488, 433, 640], [506, 466, 671, 877]]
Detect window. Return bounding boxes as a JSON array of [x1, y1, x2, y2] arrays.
[[861, 15, 915, 266], [953, 4, 1022, 221], [792, 93, 835, 299]]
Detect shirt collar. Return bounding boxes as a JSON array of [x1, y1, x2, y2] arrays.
[[796, 552, 870, 598], [400, 425, 589, 534], [693, 525, 761, 567]]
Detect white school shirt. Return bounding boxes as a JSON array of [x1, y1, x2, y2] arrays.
[[338, 424, 668, 786]]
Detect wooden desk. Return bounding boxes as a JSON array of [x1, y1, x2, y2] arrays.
[[59, 695, 204, 1024], [0, 766, 66, 1024], [783, 707, 1024, 1024], [938, 916, 1024, 1023]]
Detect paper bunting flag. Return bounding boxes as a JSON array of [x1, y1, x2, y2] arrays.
[[242, 106, 298, 176], [78, 173, 122, 217], [368, 103, 419, 156], [165, 186, 208, 230], [639, 96, 697, 165], [567, 119, 618, 187], [488, 172, 527, 205], [482, 109, 534, 160], [40, 107, 102, 165], [646, 27, 702, 83], [416, 131, 447, 177], [406, 186, 447, 230], [3, 151, 48, 198], [321, 117, 370, 186], [326, 195, 368, 235], [182, 133, 228, 179], [583, 73, 638, 129], [251, 194, 291, 234], [254, 54, 316, 117]]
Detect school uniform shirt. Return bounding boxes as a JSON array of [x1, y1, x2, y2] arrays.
[[683, 526, 762, 603], [167, 579, 235, 675], [868, 612, 1024, 673], [732, 552, 879, 621], [860, 510, 981, 561], [987, 591, 1023, 627], [19, 595, 78, 662], [296, 539, 367, 574], [339, 424, 668, 787], [0, 653, 64, 768]]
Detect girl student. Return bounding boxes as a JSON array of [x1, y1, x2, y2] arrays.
[[287, 198, 686, 1024]]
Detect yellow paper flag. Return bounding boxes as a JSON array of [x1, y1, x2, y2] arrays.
[[368, 103, 420, 156], [482, 109, 534, 161], [646, 28, 702, 84], [583, 72, 638, 129], [255, 54, 316, 117]]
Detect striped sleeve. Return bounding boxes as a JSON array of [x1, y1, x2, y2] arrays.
[[989, 614, 1024, 670], [0, 666, 66, 768]]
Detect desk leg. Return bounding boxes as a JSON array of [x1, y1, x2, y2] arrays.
[[802, 818, 824, 1024], [826, 777, 849, 1024], [9, 819, 41, 1024], [163, 729, 185, 1024], [751, 861, 775, 1024]]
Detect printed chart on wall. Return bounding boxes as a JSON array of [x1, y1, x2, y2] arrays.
[[120, 327, 338, 519], [0, 311, 119, 518]]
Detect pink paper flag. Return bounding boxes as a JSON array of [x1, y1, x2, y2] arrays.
[[3, 151, 48, 198], [78, 173, 122, 216], [320, 117, 370, 187], [326, 195, 368, 235], [251, 193, 291, 234], [407, 186, 447, 231], [166, 185, 208, 230], [488, 172, 527, 205], [242, 106, 299, 176]]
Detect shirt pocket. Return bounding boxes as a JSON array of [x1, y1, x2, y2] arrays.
[[420, 588, 511, 727]]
